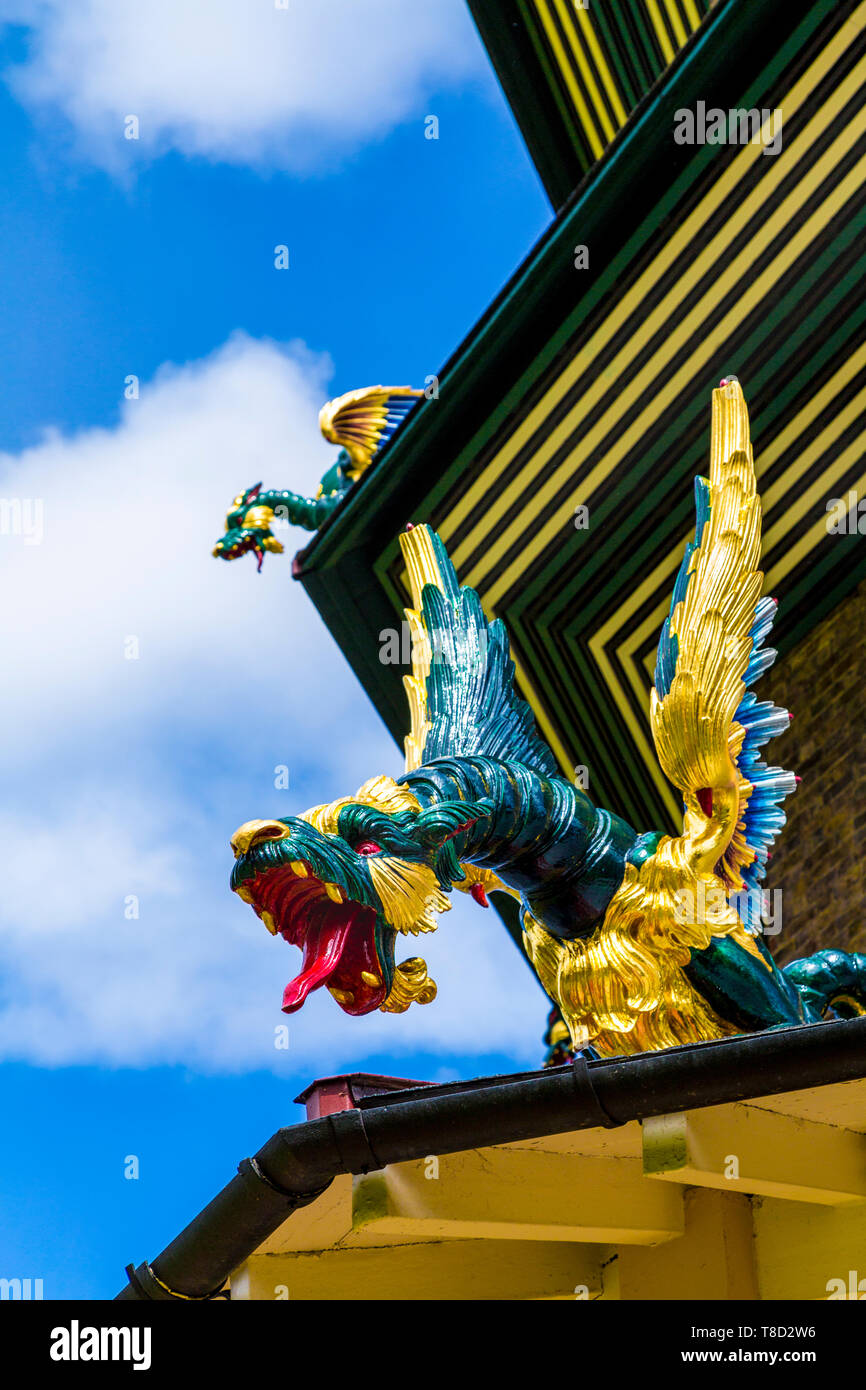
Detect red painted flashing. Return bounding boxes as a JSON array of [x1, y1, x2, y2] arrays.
[[294, 1072, 433, 1121]]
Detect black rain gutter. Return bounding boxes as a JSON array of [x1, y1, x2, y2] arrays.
[[116, 1016, 866, 1300]]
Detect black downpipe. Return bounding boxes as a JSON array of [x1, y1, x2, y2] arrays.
[[116, 1016, 866, 1300]]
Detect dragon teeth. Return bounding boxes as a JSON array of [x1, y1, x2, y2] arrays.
[[328, 987, 354, 1005], [262, 910, 277, 936], [323, 882, 344, 903], [361, 971, 381, 987], [290, 861, 308, 878], [235, 886, 254, 904]]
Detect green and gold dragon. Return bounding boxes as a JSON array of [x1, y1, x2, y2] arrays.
[[227, 379, 865, 1058], [212, 385, 422, 568]]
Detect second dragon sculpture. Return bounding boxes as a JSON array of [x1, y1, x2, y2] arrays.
[[228, 379, 865, 1057], [213, 384, 422, 568]]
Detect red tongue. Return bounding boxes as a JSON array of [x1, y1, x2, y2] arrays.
[[281, 918, 352, 1013]]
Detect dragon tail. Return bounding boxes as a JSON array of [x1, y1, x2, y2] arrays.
[[260, 489, 343, 532], [784, 949, 866, 1019]]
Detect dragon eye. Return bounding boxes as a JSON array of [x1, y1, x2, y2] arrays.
[[355, 841, 383, 856]]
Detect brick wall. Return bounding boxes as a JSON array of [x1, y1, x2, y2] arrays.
[[763, 582, 866, 967]]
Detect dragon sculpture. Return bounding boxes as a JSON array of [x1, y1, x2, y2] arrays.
[[212, 385, 423, 569], [228, 378, 865, 1058]]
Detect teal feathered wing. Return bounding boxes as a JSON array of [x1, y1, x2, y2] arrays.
[[399, 525, 557, 777]]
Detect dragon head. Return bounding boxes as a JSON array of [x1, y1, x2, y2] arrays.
[[230, 775, 491, 1017], [212, 484, 284, 571]]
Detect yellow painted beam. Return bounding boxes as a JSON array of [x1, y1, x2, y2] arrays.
[[256, 1174, 355, 1254], [351, 1149, 684, 1245], [643, 1105, 866, 1205], [232, 1238, 604, 1301], [748, 1077, 866, 1131], [616, 1188, 759, 1300], [507, 1118, 643, 1157], [754, 1198, 866, 1299]]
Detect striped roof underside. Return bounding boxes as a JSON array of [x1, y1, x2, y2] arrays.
[[469, 0, 714, 202], [373, 2, 866, 835], [529, 0, 711, 166]]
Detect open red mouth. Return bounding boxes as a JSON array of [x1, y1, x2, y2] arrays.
[[238, 863, 388, 1015]]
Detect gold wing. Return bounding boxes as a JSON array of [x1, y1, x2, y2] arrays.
[[319, 385, 423, 478], [651, 377, 795, 895]]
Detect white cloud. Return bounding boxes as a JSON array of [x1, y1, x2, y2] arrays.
[[0, 0, 488, 171], [0, 334, 544, 1072], [0, 332, 339, 759]]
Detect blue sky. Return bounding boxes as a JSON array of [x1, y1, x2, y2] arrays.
[[0, 2, 554, 1298]]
